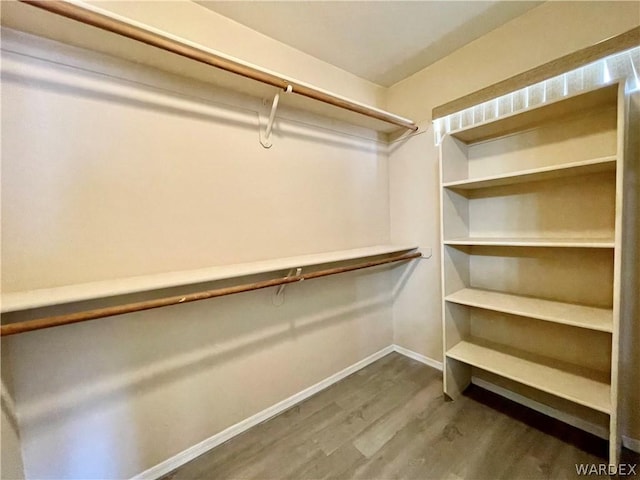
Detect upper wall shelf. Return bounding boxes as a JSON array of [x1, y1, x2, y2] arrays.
[[1, 245, 418, 313], [0, 0, 418, 135]]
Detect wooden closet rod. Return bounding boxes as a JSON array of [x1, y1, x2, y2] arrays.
[[0, 252, 421, 337], [19, 0, 419, 132]]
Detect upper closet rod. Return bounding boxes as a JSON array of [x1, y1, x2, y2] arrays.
[[19, 0, 419, 132], [0, 251, 421, 337]]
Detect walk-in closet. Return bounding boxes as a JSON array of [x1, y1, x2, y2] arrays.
[[1, 1, 638, 479]]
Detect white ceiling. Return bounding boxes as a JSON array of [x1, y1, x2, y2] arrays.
[[196, 1, 542, 87]]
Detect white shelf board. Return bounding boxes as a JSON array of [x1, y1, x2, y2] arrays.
[[1, 245, 417, 313], [446, 340, 611, 414], [444, 237, 615, 248], [449, 84, 618, 144], [445, 288, 613, 333], [442, 156, 617, 190]]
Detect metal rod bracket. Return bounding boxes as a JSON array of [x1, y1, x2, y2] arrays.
[[272, 267, 302, 306], [260, 85, 292, 148]]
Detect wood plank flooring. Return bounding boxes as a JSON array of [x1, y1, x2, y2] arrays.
[[161, 353, 639, 480]]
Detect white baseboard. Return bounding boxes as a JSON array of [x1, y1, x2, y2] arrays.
[[131, 345, 394, 480], [622, 435, 640, 454], [392, 344, 443, 371], [471, 377, 609, 440]]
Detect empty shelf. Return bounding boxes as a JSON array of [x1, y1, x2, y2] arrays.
[[445, 288, 612, 332], [442, 156, 616, 190], [446, 340, 611, 414], [444, 237, 615, 248], [1, 244, 417, 313], [449, 84, 619, 143]]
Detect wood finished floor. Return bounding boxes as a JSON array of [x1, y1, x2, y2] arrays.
[[162, 353, 639, 480]]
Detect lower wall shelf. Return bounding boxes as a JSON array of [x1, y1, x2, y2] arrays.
[[446, 339, 611, 414], [1, 244, 417, 313]]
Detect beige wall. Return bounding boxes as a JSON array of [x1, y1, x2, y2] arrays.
[[388, 126, 442, 359], [387, 0, 639, 442], [0, 2, 396, 478], [1, 35, 389, 291], [387, 1, 640, 122]]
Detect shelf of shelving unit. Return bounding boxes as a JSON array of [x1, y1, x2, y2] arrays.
[[442, 156, 616, 190], [1, 244, 417, 313], [449, 84, 618, 144], [445, 288, 613, 333], [446, 340, 611, 414], [443, 237, 615, 248]]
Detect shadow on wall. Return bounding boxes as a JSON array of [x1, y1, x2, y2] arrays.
[[1, 380, 20, 436], [0, 70, 256, 135], [1, 345, 25, 479], [2, 55, 383, 154]]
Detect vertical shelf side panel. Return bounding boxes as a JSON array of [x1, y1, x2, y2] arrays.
[[444, 357, 472, 400], [444, 302, 472, 399], [610, 84, 640, 466], [440, 137, 472, 400]]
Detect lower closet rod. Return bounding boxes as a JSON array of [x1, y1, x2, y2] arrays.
[[1, 251, 421, 337]]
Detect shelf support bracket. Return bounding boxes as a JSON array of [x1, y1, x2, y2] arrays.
[[260, 85, 293, 148]]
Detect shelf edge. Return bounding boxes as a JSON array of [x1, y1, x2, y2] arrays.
[[444, 238, 615, 248]]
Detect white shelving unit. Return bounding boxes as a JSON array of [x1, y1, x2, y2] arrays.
[[439, 81, 636, 466], [2, 245, 417, 313]]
